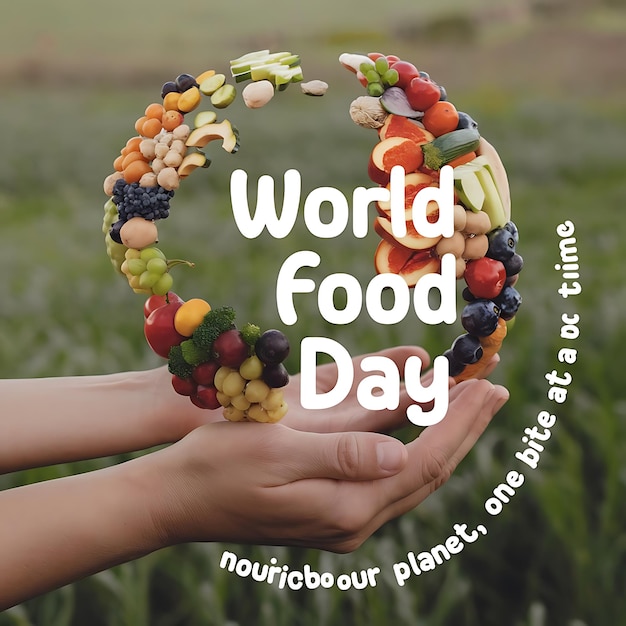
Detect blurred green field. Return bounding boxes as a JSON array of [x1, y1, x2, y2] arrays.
[[1, 1, 626, 625]]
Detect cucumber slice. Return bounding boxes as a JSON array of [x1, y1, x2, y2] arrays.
[[474, 166, 506, 228]]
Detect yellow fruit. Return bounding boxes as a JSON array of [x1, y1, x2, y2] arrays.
[[173, 298, 211, 336]]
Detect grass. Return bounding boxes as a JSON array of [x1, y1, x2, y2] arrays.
[[1, 1, 626, 624]]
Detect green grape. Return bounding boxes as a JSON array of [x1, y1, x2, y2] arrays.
[[125, 248, 142, 261], [139, 271, 161, 289], [106, 234, 127, 274], [127, 258, 147, 276], [359, 62, 374, 75], [146, 258, 167, 275], [374, 57, 389, 75], [140, 247, 166, 262], [365, 70, 381, 85], [382, 68, 399, 87], [152, 272, 174, 296], [367, 82, 384, 97]]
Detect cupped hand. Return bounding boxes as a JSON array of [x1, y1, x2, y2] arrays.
[[149, 377, 508, 553]]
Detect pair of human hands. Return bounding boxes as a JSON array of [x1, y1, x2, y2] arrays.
[[147, 345, 508, 553]]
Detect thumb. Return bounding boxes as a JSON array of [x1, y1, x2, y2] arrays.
[[285, 430, 408, 482]]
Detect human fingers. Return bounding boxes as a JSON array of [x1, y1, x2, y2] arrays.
[[376, 381, 508, 521]]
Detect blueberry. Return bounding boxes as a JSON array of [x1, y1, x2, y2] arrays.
[[462, 287, 476, 302], [451, 334, 483, 365], [503, 253, 524, 276], [175, 73, 198, 92], [487, 227, 516, 261], [493, 285, 522, 320], [504, 221, 519, 244], [443, 349, 466, 377], [418, 70, 431, 81], [438, 85, 448, 101], [461, 300, 500, 337], [456, 111, 478, 130]]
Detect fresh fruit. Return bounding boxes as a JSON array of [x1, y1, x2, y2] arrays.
[[374, 239, 440, 287], [422, 101, 459, 137], [370, 136, 424, 177], [262, 362, 290, 388], [464, 257, 507, 300], [453, 164, 485, 212], [376, 171, 433, 216], [119, 217, 158, 249], [144, 292, 183, 318], [192, 360, 220, 386], [405, 76, 441, 112], [503, 253, 524, 276], [172, 375, 196, 396], [175, 73, 198, 92], [378, 114, 435, 144], [212, 329, 249, 368], [174, 298, 212, 337], [461, 299, 501, 337], [191, 385, 221, 410], [374, 207, 442, 250], [185, 120, 240, 153], [487, 226, 517, 261], [451, 333, 483, 365], [255, 330, 290, 364], [388, 60, 420, 90], [144, 300, 186, 358]]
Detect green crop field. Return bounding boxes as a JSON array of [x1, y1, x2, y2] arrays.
[[1, 0, 626, 624]]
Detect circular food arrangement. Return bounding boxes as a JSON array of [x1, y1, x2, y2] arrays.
[[102, 49, 522, 422]]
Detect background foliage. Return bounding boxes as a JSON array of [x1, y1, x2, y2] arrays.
[[1, 0, 625, 624]]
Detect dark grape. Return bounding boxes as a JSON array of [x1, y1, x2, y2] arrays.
[[451, 334, 483, 365], [462, 287, 476, 302], [255, 329, 290, 365], [438, 85, 448, 101], [262, 363, 289, 388], [461, 300, 501, 337]]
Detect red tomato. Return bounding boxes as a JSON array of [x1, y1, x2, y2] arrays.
[[464, 257, 507, 300], [385, 54, 401, 64], [144, 301, 186, 358], [405, 76, 441, 112], [389, 60, 420, 90], [143, 292, 184, 318], [367, 52, 385, 61]]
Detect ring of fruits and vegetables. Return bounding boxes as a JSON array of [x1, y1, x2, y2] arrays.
[[102, 49, 521, 423]]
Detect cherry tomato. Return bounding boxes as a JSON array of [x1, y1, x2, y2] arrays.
[[144, 300, 186, 358], [388, 60, 420, 90], [464, 257, 507, 300], [405, 76, 441, 112], [385, 54, 401, 64]]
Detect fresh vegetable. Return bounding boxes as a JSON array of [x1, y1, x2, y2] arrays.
[[421, 127, 481, 170], [191, 306, 237, 351]]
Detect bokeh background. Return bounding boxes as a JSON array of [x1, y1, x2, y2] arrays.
[[1, 0, 625, 624]]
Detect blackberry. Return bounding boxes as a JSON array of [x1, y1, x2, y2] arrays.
[[112, 181, 175, 223]]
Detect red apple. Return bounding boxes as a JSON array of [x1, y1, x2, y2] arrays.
[[388, 60, 420, 90], [405, 76, 441, 112], [143, 292, 184, 319], [144, 300, 186, 358]]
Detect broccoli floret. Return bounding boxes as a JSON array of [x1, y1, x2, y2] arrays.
[[168, 344, 194, 380], [240, 322, 261, 347], [192, 306, 236, 350], [180, 339, 211, 366]]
